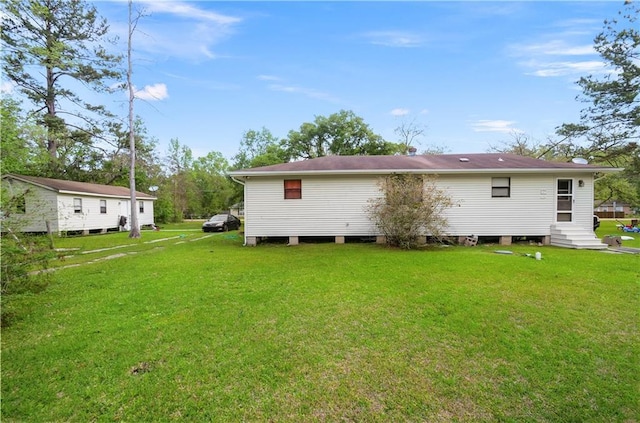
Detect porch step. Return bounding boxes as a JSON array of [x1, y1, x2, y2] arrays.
[[550, 224, 608, 250]]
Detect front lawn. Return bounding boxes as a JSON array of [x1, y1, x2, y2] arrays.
[[1, 234, 638, 421]]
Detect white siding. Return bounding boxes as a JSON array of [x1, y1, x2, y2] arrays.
[[440, 174, 554, 236], [2, 178, 156, 233], [245, 176, 380, 237], [244, 172, 597, 238], [57, 196, 156, 231], [2, 181, 59, 232], [136, 200, 156, 226]]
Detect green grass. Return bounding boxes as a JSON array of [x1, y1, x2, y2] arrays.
[[597, 218, 640, 248], [2, 232, 639, 422]]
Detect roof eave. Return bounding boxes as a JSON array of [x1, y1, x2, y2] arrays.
[[57, 190, 157, 200], [229, 167, 623, 178]]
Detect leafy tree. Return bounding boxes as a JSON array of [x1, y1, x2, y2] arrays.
[[191, 152, 234, 217], [230, 127, 290, 205], [286, 110, 401, 159], [1, 0, 122, 177], [165, 138, 195, 221], [556, 2, 639, 206], [98, 118, 161, 189], [1, 97, 32, 175], [232, 127, 290, 170], [367, 174, 453, 249]]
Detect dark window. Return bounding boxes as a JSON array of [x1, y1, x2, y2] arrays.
[[15, 195, 26, 214], [284, 179, 302, 199], [73, 198, 82, 213], [100, 200, 107, 214], [139, 201, 144, 213], [491, 177, 510, 198]]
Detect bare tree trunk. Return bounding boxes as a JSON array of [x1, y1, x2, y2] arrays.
[[127, 0, 140, 238]]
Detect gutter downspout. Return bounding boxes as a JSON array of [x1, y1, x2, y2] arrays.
[[229, 175, 247, 246]]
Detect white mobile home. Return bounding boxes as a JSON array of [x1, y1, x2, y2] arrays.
[[2, 174, 156, 234], [229, 153, 619, 249]]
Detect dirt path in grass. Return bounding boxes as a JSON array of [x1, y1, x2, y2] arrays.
[[37, 234, 217, 274]]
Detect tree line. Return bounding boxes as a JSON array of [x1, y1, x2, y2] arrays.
[[1, 0, 639, 222]]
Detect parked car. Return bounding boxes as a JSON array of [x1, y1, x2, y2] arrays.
[[202, 214, 241, 232], [593, 215, 600, 231]]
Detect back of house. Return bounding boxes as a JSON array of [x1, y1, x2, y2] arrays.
[[229, 153, 619, 248]]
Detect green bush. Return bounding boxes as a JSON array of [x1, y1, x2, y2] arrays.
[[1, 234, 54, 326]]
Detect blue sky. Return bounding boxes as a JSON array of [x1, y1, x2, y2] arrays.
[[93, 1, 622, 162]]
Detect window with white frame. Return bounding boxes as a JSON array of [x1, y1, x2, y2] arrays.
[[139, 201, 144, 213], [100, 200, 107, 214], [73, 198, 82, 213]]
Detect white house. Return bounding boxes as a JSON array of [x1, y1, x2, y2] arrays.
[[228, 153, 620, 249], [1, 174, 156, 234]]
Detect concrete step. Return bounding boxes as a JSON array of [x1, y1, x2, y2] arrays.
[[550, 224, 608, 250]]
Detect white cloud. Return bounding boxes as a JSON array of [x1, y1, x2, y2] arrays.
[[134, 83, 169, 101], [258, 75, 281, 82], [471, 120, 522, 134], [526, 60, 608, 77], [508, 18, 609, 79], [141, 1, 241, 25], [363, 31, 424, 48], [114, 2, 243, 62], [390, 108, 410, 117], [268, 84, 339, 103], [514, 40, 595, 56]]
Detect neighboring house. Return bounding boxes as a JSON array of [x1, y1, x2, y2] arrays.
[[228, 153, 620, 249], [594, 201, 634, 218], [1, 174, 157, 234], [229, 202, 245, 217]]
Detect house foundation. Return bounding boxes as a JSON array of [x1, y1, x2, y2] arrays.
[[335, 236, 345, 244]]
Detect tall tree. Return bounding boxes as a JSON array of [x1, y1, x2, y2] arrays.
[[0, 96, 50, 176], [286, 110, 401, 160], [556, 1, 639, 206], [192, 152, 233, 217], [127, 0, 140, 238], [166, 138, 194, 221], [1, 0, 122, 177]]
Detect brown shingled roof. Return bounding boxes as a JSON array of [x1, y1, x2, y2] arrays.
[[229, 153, 618, 176], [2, 174, 156, 199]]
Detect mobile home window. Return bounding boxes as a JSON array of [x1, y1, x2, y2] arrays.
[[15, 195, 26, 214], [73, 198, 82, 213], [284, 179, 302, 199], [100, 200, 107, 214], [491, 177, 511, 198], [139, 201, 144, 213]]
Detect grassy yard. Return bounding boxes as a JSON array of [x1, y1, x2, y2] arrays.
[[1, 228, 639, 422]]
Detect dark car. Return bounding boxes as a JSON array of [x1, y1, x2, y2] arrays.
[[202, 214, 241, 232], [593, 215, 600, 231]]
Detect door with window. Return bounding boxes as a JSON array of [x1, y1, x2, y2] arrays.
[[556, 179, 573, 222]]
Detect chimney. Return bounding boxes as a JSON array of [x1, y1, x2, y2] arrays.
[[408, 146, 417, 156]]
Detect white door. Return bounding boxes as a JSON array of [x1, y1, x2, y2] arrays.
[[556, 179, 573, 223], [119, 200, 130, 230]]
